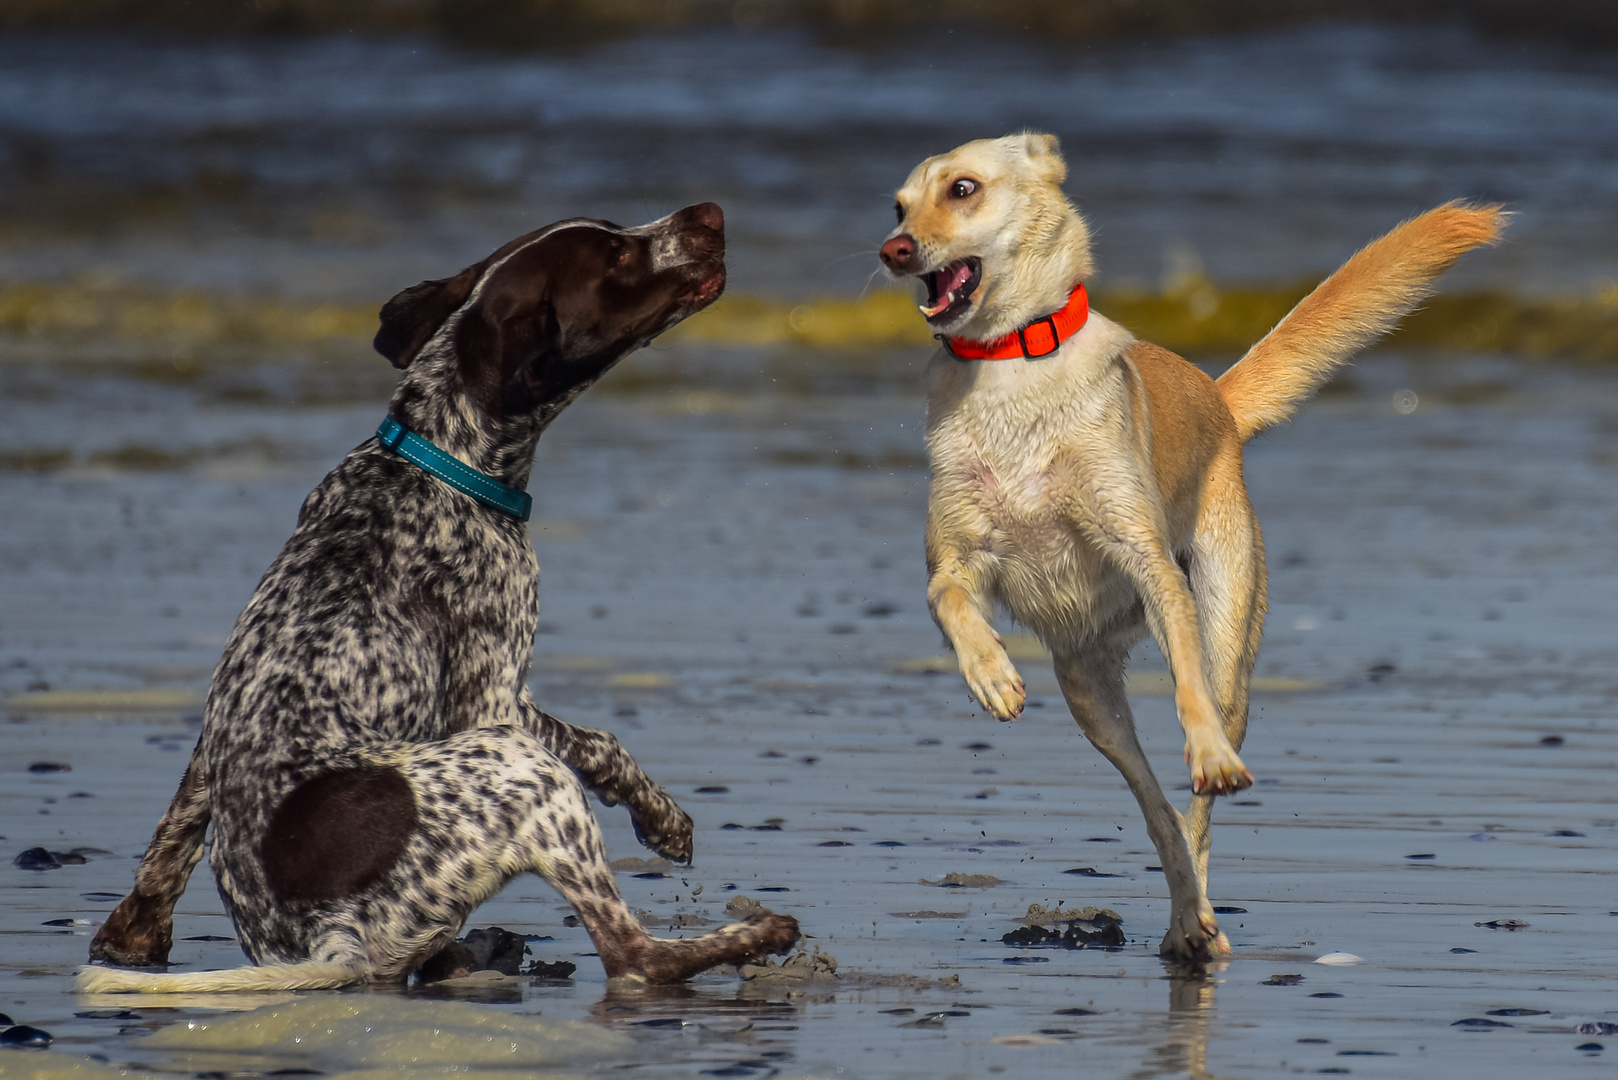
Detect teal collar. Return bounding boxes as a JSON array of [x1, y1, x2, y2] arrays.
[[376, 415, 532, 522]]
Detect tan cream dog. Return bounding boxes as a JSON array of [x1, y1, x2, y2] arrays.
[[880, 132, 1503, 958]]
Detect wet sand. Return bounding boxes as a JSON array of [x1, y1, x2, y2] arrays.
[[3, 343, 1616, 1077]]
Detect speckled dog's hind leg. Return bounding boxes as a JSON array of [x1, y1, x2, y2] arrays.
[[375, 726, 798, 984]]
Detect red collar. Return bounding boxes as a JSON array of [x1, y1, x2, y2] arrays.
[[944, 283, 1089, 361]]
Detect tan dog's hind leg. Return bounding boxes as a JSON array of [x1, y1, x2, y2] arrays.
[[1179, 452, 1268, 954], [930, 580, 1026, 720], [1052, 645, 1219, 959]]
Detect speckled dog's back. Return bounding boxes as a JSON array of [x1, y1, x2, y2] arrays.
[[81, 204, 799, 992]]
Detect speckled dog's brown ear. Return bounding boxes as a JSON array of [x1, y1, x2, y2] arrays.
[[373, 262, 483, 368]]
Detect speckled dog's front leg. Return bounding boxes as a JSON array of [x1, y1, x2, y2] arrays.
[[89, 749, 210, 966], [518, 698, 693, 863]]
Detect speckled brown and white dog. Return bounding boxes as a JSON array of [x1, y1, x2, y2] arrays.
[[79, 203, 799, 992], [881, 133, 1503, 959]]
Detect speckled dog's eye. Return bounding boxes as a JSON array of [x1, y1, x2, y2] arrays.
[[950, 178, 978, 199]]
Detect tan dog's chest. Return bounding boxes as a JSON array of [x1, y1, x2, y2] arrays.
[[924, 320, 1153, 640]]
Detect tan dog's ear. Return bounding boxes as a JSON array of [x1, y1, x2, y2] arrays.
[[373, 263, 483, 369], [1013, 131, 1066, 186]]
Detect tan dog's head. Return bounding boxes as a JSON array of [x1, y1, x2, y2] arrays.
[[880, 132, 1092, 341]]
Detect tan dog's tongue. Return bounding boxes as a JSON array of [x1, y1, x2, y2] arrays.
[[921, 260, 974, 317]]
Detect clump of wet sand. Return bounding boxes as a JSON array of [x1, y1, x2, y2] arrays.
[[918, 872, 1003, 888]]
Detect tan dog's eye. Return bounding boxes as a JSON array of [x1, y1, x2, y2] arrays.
[[949, 178, 979, 199], [894, 201, 904, 224]]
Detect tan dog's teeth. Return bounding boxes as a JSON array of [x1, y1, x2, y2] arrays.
[[920, 291, 955, 318]]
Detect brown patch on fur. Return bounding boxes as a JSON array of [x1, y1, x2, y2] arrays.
[[261, 767, 418, 904]]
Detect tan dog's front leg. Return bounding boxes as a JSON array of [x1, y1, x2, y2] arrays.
[[929, 578, 1025, 720]]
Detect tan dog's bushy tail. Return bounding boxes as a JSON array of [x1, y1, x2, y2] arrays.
[[76, 960, 364, 994], [1217, 200, 1507, 442]]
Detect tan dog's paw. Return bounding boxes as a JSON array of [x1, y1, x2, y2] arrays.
[[960, 646, 1025, 721], [1185, 739, 1254, 796], [1159, 897, 1221, 960]]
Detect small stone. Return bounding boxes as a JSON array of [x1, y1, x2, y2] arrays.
[[522, 959, 576, 979], [1577, 1022, 1618, 1036], [1475, 919, 1529, 930], [0, 1025, 52, 1048], [1262, 973, 1304, 986], [26, 762, 69, 774], [12, 848, 60, 871], [1452, 1018, 1512, 1028]]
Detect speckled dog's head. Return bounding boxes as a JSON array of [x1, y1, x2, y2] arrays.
[[375, 203, 726, 421]]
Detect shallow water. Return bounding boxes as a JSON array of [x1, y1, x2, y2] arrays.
[[3, 343, 1617, 1078]]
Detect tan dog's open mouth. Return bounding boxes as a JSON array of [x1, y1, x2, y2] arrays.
[[920, 256, 981, 324]]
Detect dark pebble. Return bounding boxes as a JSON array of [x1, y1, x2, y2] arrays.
[[962, 742, 992, 751], [1298, 1038, 1330, 1044], [1405, 853, 1436, 860], [1213, 906, 1248, 914], [1063, 867, 1120, 877], [0, 1025, 53, 1048], [721, 823, 743, 830], [1054, 1008, 1098, 1016], [748, 823, 782, 832], [1476, 919, 1529, 930], [1576, 1043, 1604, 1052], [81, 892, 124, 902], [699, 1066, 762, 1078], [75, 1010, 141, 1019], [1262, 974, 1304, 986], [694, 786, 729, 794], [902, 1013, 951, 1027], [755, 886, 789, 893], [817, 841, 851, 847], [1487, 1008, 1548, 1016], [1039, 1028, 1076, 1035], [1310, 993, 1345, 999], [1450, 948, 1478, 954], [759, 751, 785, 759], [1145, 865, 1163, 872], [1003, 955, 1050, 964], [1548, 830, 1585, 837], [917, 738, 941, 746], [872, 841, 905, 848], [561, 915, 580, 927], [1338, 1050, 1395, 1056], [634, 1017, 690, 1029], [632, 872, 667, 880], [12, 847, 60, 871], [1086, 836, 1121, 843], [1539, 735, 1564, 747], [182, 935, 235, 942], [42, 918, 76, 926], [878, 1008, 914, 1015], [26, 762, 70, 774], [1577, 1022, 1618, 1036], [1453, 1018, 1512, 1028]]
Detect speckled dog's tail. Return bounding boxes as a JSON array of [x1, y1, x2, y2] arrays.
[[76, 961, 364, 994], [1217, 200, 1507, 442]]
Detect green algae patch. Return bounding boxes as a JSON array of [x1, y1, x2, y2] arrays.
[[139, 996, 630, 1077], [5, 275, 1618, 363]]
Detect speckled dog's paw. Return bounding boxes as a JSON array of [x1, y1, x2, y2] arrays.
[[630, 789, 694, 864]]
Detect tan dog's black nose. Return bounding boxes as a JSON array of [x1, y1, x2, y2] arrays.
[[880, 233, 919, 273]]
